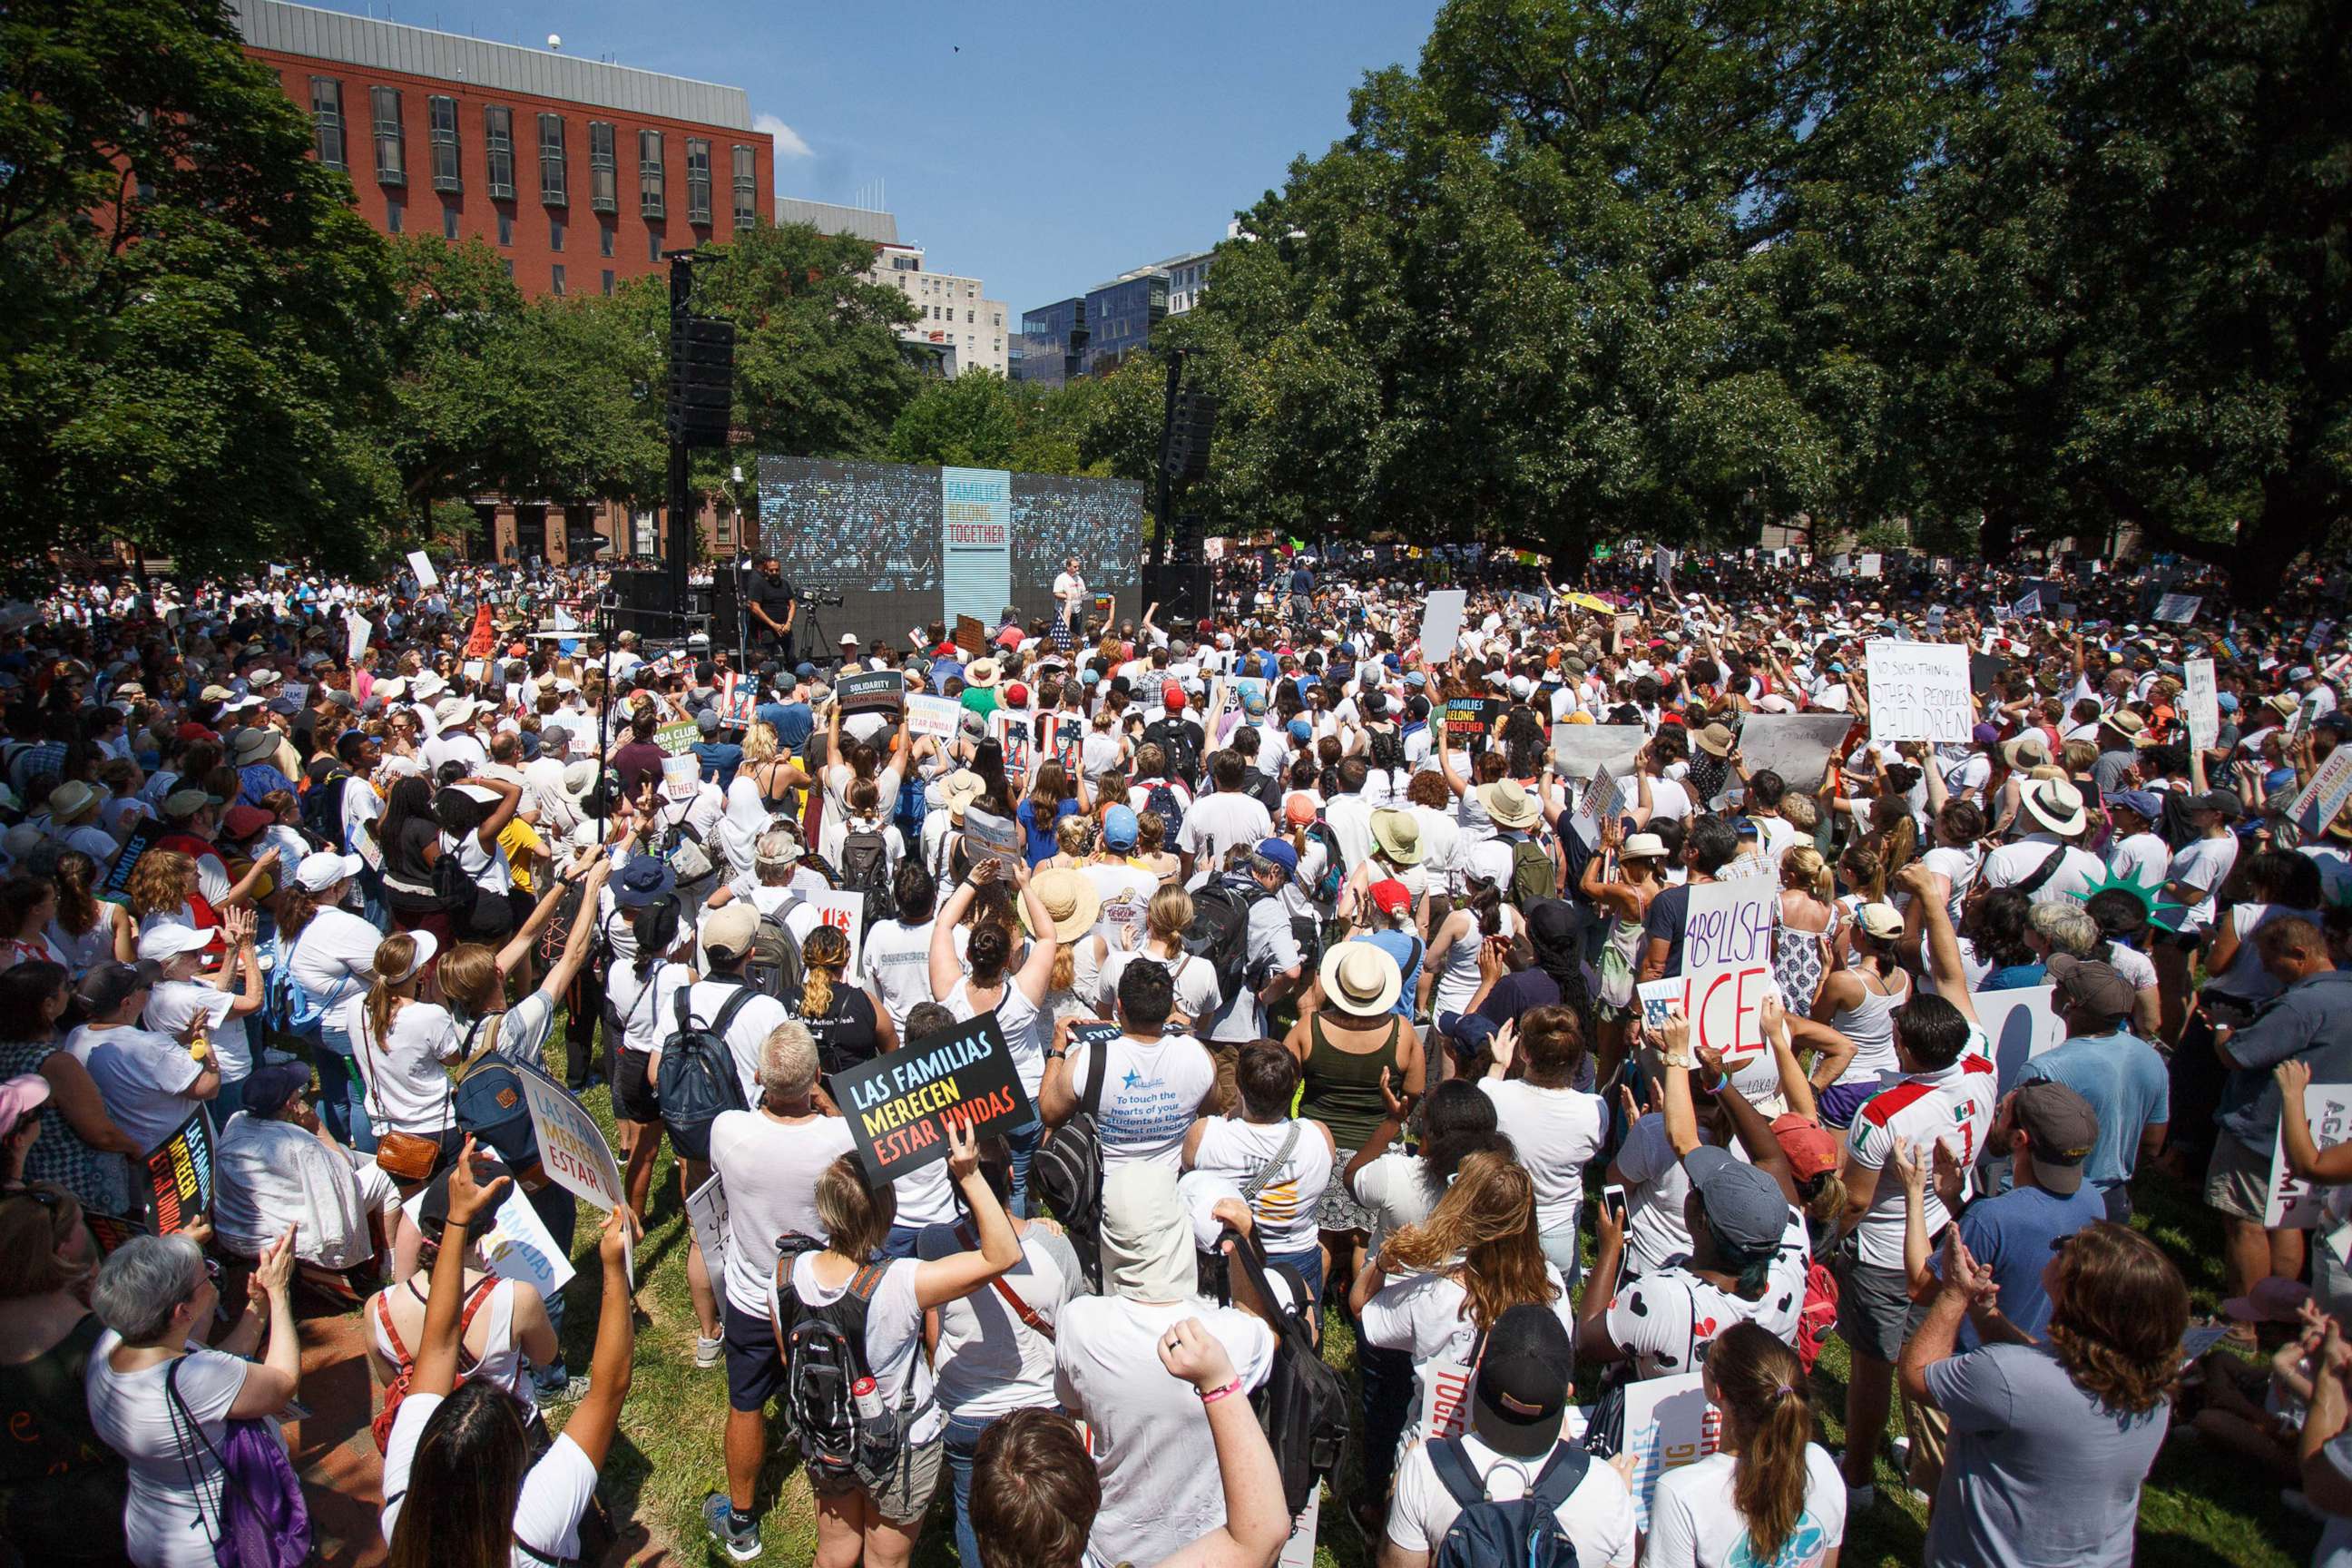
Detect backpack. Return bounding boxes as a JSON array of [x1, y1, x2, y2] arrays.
[[658, 811, 717, 887], [1144, 718, 1200, 784], [451, 1025, 544, 1176], [656, 985, 754, 1161], [300, 768, 350, 851], [742, 910, 803, 1000], [1508, 835, 1558, 906], [773, 1250, 927, 1492], [1032, 1031, 1111, 1289], [1301, 820, 1346, 906], [1140, 778, 1187, 842], [1227, 1230, 1350, 1518], [1426, 1437, 1589, 1568], [1794, 1252, 1839, 1375], [368, 1277, 497, 1454], [1186, 877, 1266, 1006], [838, 827, 894, 926]]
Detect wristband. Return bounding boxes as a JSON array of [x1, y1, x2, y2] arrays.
[[1702, 1073, 1730, 1096], [1046, 1048, 1068, 1062], [1198, 1376, 1244, 1406]]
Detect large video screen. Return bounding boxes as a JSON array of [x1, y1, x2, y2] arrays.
[[756, 456, 1145, 647]]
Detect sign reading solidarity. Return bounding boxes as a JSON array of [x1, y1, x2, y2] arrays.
[[839, 670, 906, 716], [1671, 875, 1781, 1071], [1866, 639, 1974, 744], [145, 1112, 214, 1235], [829, 1014, 1034, 1185]]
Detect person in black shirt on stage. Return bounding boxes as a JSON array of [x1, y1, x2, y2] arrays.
[[747, 554, 797, 664]]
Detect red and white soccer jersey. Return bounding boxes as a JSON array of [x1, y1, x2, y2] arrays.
[[1843, 1033, 1997, 1270]]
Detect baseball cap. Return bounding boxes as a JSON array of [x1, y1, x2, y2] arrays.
[[696, 710, 720, 735], [2108, 789, 2162, 822], [295, 851, 365, 893], [1284, 793, 1318, 828], [2046, 952, 2133, 1024], [1682, 1145, 1787, 1259], [1468, 1303, 1576, 1457], [1771, 1114, 1841, 1181], [1102, 805, 1139, 849], [1252, 838, 1298, 877], [75, 960, 162, 1016], [1368, 879, 1412, 919], [702, 903, 760, 961], [162, 788, 221, 820], [239, 1059, 313, 1116], [2009, 1080, 2099, 1193], [0, 1073, 52, 1143], [1854, 902, 1905, 942], [1162, 682, 1186, 712], [1286, 718, 1312, 744], [220, 804, 272, 840], [136, 925, 214, 963], [2190, 788, 2244, 820]]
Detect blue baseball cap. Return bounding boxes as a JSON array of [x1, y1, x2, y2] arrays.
[[2110, 789, 2163, 822], [2215, 691, 2239, 713], [1253, 838, 1299, 875], [1286, 718, 1313, 743], [1102, 805, 1139, 848]]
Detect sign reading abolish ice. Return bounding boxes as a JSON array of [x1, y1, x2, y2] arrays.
[[1866, 639, 1974, 744], [830, 1014, 1034, 1184], [942, 467, 1012, 630], [1672, 876, 1779, 1069]]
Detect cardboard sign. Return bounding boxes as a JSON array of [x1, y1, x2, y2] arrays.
[[345, 611, 372, 663], [1444, 696, 1494, 742], [2007, 587, 2042, 619], [1417, 1356, 1475, 1444], [717, 671, 757, 729], [519, 1072, 626, 1215], [1421, 590, 1468, 662], [407, 550, 438, 590], [1734, 714, 1853, 788], [1041, 712, 1084, 775], [2184, 657, 2220, 750], [1972, 983, 2067, 1093], [1867, 639, 1974, 744], [464, 603, 496, 659], [400, 1152, 574, 1298], [144, 1112, 213, 1234], [963, 807, 1023, 877], [1622, 1372, 1721, 1531], [1551, 723, 1647, 780], [685, 1169, 730, 1283], [991, 711, 1032, 784], [2270, 1083, 2352, 1229], [1673, 875, 1780, 1072], [805, 888, 867, 984], [839, 670, 906, 717], [1858, 552, 1883, 579], [2155, 593, 2203, 625], [906, 693, 962, 740], [2291, 746, 2352, 838], [828, 1014, 1034, 1186], [656, 719, 700, 755], [956, 615, 987, 656]]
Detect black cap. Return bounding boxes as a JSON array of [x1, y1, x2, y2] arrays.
[[1469, 1304, 1574, 1457]]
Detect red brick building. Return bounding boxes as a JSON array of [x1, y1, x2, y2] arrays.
[[233, 0, 769, 562]]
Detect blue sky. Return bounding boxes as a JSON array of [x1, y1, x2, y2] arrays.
[[328, 0, 1442, 316]]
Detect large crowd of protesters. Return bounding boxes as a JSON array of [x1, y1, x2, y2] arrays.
[[0, 535, 2347, 1568]]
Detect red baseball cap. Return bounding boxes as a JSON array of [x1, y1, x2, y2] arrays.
[[1772, 1114, 1841, 1181], [1368, 879, 1412, 918], [1162, 682, 1185, 712], [1004, 682, 1029, 709]]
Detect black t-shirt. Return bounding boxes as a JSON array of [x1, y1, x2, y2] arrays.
[[750, 574, 796, 636], [783, 984, 879, 1074], [1642, 882, 1694, 975]]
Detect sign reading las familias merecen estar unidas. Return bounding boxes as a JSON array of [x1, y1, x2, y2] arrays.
[[829, 1014, 1034, 1185]]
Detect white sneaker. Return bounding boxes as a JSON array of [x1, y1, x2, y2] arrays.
[[1890, 1435, 1912, 1469], [696, 1335, 724, 1369]]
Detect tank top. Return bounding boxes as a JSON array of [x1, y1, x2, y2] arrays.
[[370, 1275, 536, 1413], [1830, 966, 1909, 1085], [1301, 1011, 1407, 1150]]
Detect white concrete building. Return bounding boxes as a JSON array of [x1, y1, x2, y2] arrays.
[[871, 242, 1009, 377]]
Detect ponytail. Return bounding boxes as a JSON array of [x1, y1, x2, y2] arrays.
[[1709, 1322, 1814, 1562]]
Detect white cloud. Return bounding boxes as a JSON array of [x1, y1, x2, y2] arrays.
[[754, 113, 814, 162]]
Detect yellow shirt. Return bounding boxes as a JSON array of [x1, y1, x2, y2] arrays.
[[497, 817, 547, 894]]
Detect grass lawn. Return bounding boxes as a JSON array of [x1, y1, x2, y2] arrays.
[[531, 1023, 2318, 1566]]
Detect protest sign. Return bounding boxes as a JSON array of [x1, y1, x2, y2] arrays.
[[838, 670, 906, 717], [2290, 745, 2352, 839], [655, 720, 700, 755], [805, 888, 867, 983], [1654, 545, 1678, 590], [144, 1112, 213, 1235], [2269, 1082, 2352, 1230], [1972, 984, 2067, 1092], [1858, 553, 1883, 579], [829, 1014, 1034, 1186], [345, 611, 372, 663], [105, 822, 157, 895], [906, 693, 961, 740], [1444, 696, 1494, 743], [407, 550, 438, 590], [1416, 1357, 1475, 1445], [1674, 876, 1780, 1074], [2184, 658, 2220, 750], [1551, 724, 1647, 779], [1092, 593, 1113, 623], [685, 1171, 730, 1285], [83, 1211, 146, 1255], [401, 1154, 575, 1298], [464, 604, 496, 659], [2308, 620, 2337, 653], [2156, 593, 2203, 624], [1968, 651, 2006, 697], [1622, 1372, 1720, 1531], [716, 671, 757, 728], [991, 710, 1032, 783], [962, 807, 1023, 877], [1041, 712, 1084, 775], [1867, 639, 1974, 744], [520, 1073, 626, 1214], [1733, 714, 1853, 788], [1636, 977, 1684, 1032], [2005, 587, 2042, 619], [956, 614, 987, 655], [1275, 1492, 1319, 1568], [1421, 590, 1468, 662]]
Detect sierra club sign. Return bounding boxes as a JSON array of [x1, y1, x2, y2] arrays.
[[828, 1014, 1034, 1184]]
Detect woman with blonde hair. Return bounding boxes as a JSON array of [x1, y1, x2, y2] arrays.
[[124, 850, 202, 941], [1131, 810, 1181, 887], [783, 921, 897, 1076], [1773, 843, 1842, 1015], [1093, 885, 1221, 1030], [1350, 1146, 1566, 1451]]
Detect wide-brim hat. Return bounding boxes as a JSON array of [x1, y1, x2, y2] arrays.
[[612, 855, 677, 908], [1020, 867, 1104, 945], [1693, 722, 1734, 759], [45, 780, 100, 823], [964, 658, 1003, 689], [1479, 779, 1542, 830], [2021, 778, 2089, 838], [1318, 941, 1403, 1018], [1369, 808, 1427, 864], [941, 769, 985, 814], [230, 728, 279, 765]]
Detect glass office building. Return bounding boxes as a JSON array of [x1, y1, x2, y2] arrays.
[[1018, 272, 1169, 387]]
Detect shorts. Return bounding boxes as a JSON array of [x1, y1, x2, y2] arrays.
[[2204, 1135, 2272, 1223], [613, 1050, 661, 1123], [1835, 1249, 1924, 1363], [1315, 1152, 1376, 1234], [813, 1432, 945, 1526], [724, 1298, 789, 1414], [1816, 1079, 1877, 1129]]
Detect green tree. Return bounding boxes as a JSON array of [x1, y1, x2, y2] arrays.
[[0, 0, 404, 573], [887, 370, 1018, 467]]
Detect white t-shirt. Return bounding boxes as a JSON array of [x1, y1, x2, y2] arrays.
[[784, 1254, 941, 1445], [2107, 830, 2171, 894], [1614, 1112, 1700, 1277], [342, 995, 461, 1137], [1054, 1296, 1275, 1568], [1603, 1209, 1811, 1378], [1363, 1264, 1574, 1445], [1645, 1445, 1847, 1568], [678, 978, 790, 1104], [1085, 862, 1161, 950], [1844, 1044, 1999, 1270], [1097, 946, 1223, 1029], [1178, 791, 1273, 889], [2166, 835, 2240, 935], [147, 978, 250, 1081], [1062, 1033, 1216, 1171], [1387, 1431, 1637, 1568], [603, 958, 691, 1059], [84, 1338, 260, 1568], [382, 1390, 599, 1565], [708, 1109, 855, 1317], [862, 916, 936, 1033], [64, 1024, 206, 1152], [1982, 837, 2106, 906], [1480, 1079, 1608, 1234], [916, 1220, 1083, 1420], [287, 906, 380, 1011], [1189, 1116, 1334, 1253], [1350, 1150, 1438, 1258]]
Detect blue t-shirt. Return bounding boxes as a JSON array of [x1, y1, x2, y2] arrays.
[[2018, 1032, 2170, 1191], [691, 740, 744, 790], [1939, 1181, 2105, 1348], [1349, 929, 1425, 1018], [1015, 797, 1078, 866], [760, 701, 814, 753]]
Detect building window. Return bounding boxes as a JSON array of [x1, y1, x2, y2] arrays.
[[602, 270, 615, 297], [370, 86, 404, 183], [386, 198, 404, 233], [967, 309, 975, 323], [550, 217, 564, 251], [649, 228, 662, 263], [443, 205, 458, 240], [638, 129, 664, 219], [497, 211, 512, 246], [599, 223, 613, 258], [538, 113, 567, 205], [551, 264, 565, 296], [428, 95, 461, 191], [503, 259, 514, 279], [485, 106, 514, 199], [310, 78, 346, 169], [686, 137, 711, 224], [731, 144, 755, 226], [588, 122, 616, 212]]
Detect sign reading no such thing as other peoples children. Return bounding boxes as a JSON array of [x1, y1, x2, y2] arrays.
[[829, 1013, 1034, 1185], [2184, 657, 2220, 751], [1866, 639, 1974, 744]]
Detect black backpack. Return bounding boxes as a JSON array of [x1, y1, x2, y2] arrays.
[[1139, 777, 1187, 842], [1427, 1438, 1589, 1568], [1144, 718, 1200, 784], [838, 828, 894, 926], [772, 1250, 926, 1492], [1032, 1029, 1111, 1290], [656, 984, 753, 1161], [1229, 1230, 1350, 1518], [300, 768, 350, 851], [1186, 876, 1266, 1006]]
